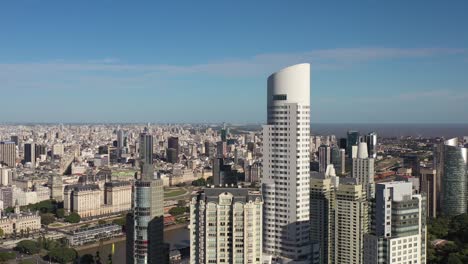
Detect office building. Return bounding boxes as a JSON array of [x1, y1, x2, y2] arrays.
[[419, 168, 438, 218], [365, 132, 378, 159], [330, 146, 345, 175], [0, 141, 16, 167], [10, 136, 19, 146], [435, 138, 467, 216], [166, 148, 178, 164], [352, 142, 375, 199], [50, 174, 63, 201], [216, 141, 227, 158], [24, 143, 35, 166], [346, 131, 360, 156], [35, 144, 47, 160], [364, 182, 426, 264], [262, 63, 311, 262], [318, 145, 331, 173], [127, 129, 167, 264], [63, 184, 102, 218], [189, 187, 263, 264], [403, 155, 421, 177], [168, 136, 179, 162]]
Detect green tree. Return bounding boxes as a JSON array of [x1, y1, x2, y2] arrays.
[[98, 220, 107, 225], [169, 206, 187, 216], [48, 247, 78, 264], [191, 178, 206, 186], [447, 253, 464, 264], [65, 212, 81, 223], [40, 213, 56, 225], [56, 208, 65, 218], [15, 240, 40, 255]]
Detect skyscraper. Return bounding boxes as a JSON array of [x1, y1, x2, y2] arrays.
[[189, 187, 263, 264], [365, 132, 377, 159], [24, 143, 35, 166], [310, 166, 339, 264], [168, 136, 179, 163], [127, 129, 167, 264], [318, 145, 331, 173], [364, 182, 426, 264], [420, 167, 438, 218], [262, 63, 311, 262], [435, 138, 467, 216], [346, 131, 360, 156], [330, 146, 345, 175], [0, 141, 16, 167], [352, 142, 375, 199], [335, 181, 368, 264]]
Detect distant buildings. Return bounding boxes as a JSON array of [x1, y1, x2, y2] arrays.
[[365, 132, 378, 159], [0, 141, 16, 167], [63, 181, 131, 218], [364, 182, 426, 264], [318, 145, 331, 173], [0, 204, 41, 235], [262, 64, 311, 262], [330, 146, 345, 174], [346, 131, 360, 156], [189, 187, 263, 264], [352, 142, 375, 199], [24, 143, 35, 167]]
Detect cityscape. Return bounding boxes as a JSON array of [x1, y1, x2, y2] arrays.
[[1, 1, 468, 264]]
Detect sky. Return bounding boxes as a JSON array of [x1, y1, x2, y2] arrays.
[[1, 1, 467, 124]]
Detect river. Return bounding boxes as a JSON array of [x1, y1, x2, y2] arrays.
[[76, 227, 190, 264]]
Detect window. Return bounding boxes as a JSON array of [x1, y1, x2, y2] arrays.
[[273, 94, 287, 101]]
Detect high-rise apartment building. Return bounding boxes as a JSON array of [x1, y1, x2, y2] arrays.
[[262, 63, 311, 262], [189, 187, 263, 264], [310, 165, 339, 264], [352, 142, 375, 199], [435, 138, 467, 216], [335, 181, 368, 264], [364, 182, 426, 264], [0, 141, 16, 167], [127, 129, 167, 264], [318, 145, 331, 173]]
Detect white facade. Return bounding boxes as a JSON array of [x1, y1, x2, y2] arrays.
[[352, 142, 375, 199], [364, 182, 426, 264], [262, 63, 311, 262], [189, 188, 263, 264]]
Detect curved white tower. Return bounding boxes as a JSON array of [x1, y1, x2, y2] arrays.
[[262, 63, 311, 262]]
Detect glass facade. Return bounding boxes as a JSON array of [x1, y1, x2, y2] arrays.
[[442, 143, 468, 216]]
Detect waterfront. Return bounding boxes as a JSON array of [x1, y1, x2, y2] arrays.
[[76, 226, 190, 264]]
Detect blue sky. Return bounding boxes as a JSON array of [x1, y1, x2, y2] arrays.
[[1, 1, 467, 123]]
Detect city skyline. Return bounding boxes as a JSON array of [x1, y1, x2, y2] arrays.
[[1, 1, 468, 123]]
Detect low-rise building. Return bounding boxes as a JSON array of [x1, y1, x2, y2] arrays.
[[66, 224, 122, 246]]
